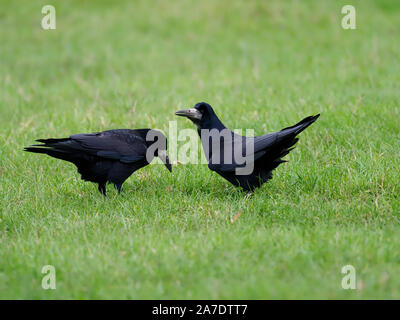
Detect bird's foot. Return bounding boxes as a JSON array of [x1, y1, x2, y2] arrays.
[[114, 184, 123, 193], [244, 191, 253, 199], [98, 184, 107, 197]]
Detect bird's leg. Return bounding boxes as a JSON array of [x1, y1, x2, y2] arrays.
[[114, 183, 123, 193], [244, 191, 253, 199], [98, 183, 107, 197]]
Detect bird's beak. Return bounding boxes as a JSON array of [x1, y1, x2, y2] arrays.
[[159, 150, 172, 173], [165, 155, 172, 173], [175, 108, 202, 120]]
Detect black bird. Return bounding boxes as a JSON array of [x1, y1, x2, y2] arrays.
[[25, 129, 172, 196], [176, 102, 319, 194]]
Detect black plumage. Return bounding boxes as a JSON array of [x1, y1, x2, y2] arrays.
[[25, 129, 172, 196], [176, 102, 319, 193]]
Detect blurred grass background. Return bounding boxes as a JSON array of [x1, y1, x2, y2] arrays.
[[0, 0, 399, 298]]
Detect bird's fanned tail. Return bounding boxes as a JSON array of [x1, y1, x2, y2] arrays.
[[281, 114, 320, 135], [24, 146, 75, 162], [261, 114, 320, 177], [24, 138, 79, 162]]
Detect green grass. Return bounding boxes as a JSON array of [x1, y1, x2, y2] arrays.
[[0, 0, 399, 299]]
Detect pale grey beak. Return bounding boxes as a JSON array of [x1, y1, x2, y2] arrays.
[[175, 108, 202, 120]]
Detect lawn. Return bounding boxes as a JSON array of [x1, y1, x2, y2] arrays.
[[0, 0, 399, 299]]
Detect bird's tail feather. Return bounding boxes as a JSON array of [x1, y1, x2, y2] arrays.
[[24, 146, 75, 162], [269, 140, 297, 165], [29, 137, 85, 153], [35, 138, 70, 144], [281, 114, 320, 135], [259, 115, 319, 176], [25, 137, 77, 161]]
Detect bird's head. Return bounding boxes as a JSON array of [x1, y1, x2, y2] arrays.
[[175, 102, 220, 129]]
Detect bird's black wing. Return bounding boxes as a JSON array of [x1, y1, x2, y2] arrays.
[[207, 132, 271, 172], [212, 114, 319, 172], [35, 129, 149, 163]]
